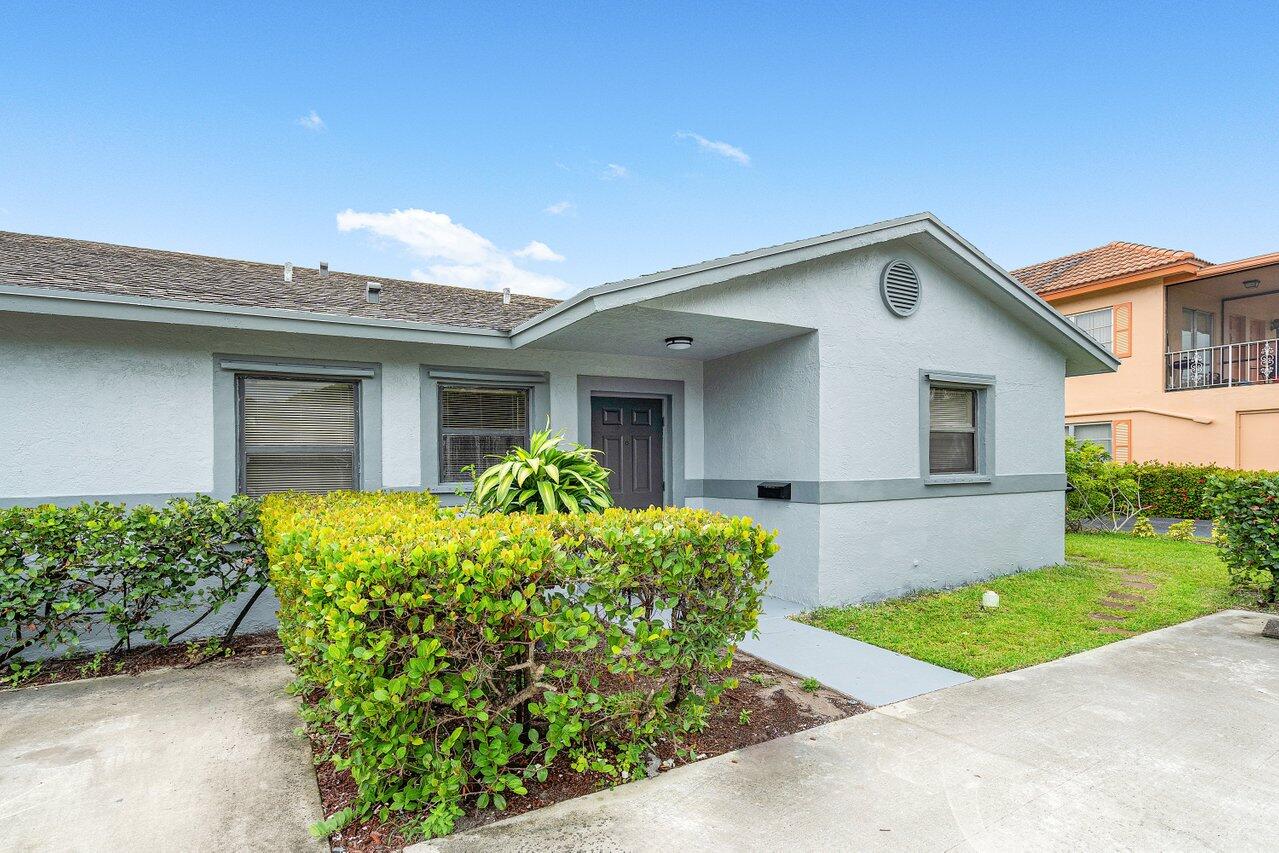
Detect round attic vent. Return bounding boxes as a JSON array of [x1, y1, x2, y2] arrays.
[[880, 260, 921, 317]]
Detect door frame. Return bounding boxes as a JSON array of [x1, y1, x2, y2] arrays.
[[576, 376, 685, 507]]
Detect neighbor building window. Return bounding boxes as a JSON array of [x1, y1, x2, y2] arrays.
[[1180, 308, 1214, 351], [237, 375, 359, 496], [438, 385, 531, 482], [928, 386, 979, 474], [1065, 422, 1113, 457], [1065, 307, 1114, 352]]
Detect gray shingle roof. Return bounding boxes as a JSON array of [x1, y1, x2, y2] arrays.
[[0, 230, 560, 331]]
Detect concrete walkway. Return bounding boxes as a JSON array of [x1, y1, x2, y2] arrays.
[[0, 655, 325, 853], [419, 610, 1279, 852], [738, 596, 971, 706]]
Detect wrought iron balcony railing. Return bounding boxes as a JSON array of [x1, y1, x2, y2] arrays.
[[1166, 339, 1279, 390]]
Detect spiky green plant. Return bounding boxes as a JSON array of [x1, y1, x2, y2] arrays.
[[465, 423, 613, 515]]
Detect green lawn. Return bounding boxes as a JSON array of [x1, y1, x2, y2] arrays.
[[799, 533, 1242, 678]]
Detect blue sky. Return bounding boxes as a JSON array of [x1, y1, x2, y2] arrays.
[[2, 1, 1277, 298]]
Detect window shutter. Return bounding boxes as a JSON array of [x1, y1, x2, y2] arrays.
[[240, 377, 358, 496], [1113, 302, 1133, 358], [1112, 418, 1132, 462]]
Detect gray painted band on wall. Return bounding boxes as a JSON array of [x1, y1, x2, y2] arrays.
[[0, 473, 1063, 509], [685, 472, 1064, 504], [0, 492, 205, 508]]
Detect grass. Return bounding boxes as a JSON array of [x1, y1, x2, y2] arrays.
[[799, 533, 1252, 678]]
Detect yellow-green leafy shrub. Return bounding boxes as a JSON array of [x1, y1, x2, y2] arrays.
[[1131, 516, 1157, 538], [263, 491, 775, 837], [1166, 518, 1198, 541]]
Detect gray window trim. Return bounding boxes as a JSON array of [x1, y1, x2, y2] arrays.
[[420, 366, 549, 493], [212, 354, 382, 498], [919, 370, 995, 485], [235, 373, 362, 495]]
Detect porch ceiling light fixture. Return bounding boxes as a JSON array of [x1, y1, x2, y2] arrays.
[[665, 335, 694, 350]]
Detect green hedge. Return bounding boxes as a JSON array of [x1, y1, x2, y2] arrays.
[[1203, 473, 1279, 604], [0, 496, 265, 672], [1124, 461, 1277, 519], [263, 491, 775, 837]]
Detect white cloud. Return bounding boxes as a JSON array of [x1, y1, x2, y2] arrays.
[[544, 200, 574, 215], [602, 163, 629, 179], [514, 240, 564, 262], [296, 110, 326, 131], [336, 208, 573, 298], [676, 131, 750, 165]]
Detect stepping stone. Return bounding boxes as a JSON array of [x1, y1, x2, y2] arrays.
[[1120, 574, 1149, 583], [1124, 581, 1157, 590], [1090, 612, 1126, 622], [1107, 592, 1145, 603], [1098, 627, 1134, 636], [1099, 601, 1137, 611]]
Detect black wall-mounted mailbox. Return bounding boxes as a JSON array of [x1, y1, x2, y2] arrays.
[[757, 482, 792, 500]]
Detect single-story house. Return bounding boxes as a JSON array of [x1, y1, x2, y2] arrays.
[[0, 213, 1117, 607]]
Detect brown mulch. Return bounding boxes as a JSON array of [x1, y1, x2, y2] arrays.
[[6, 631, 284, 689], [316, 654, 866, 852]]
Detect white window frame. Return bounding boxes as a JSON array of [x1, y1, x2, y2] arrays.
[[1181, 307, 1215, 351], [1065, 306, 1114, 352], [1065, 421, 1113, 457]]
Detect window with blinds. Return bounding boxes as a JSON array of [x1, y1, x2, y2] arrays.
[[238, 376, 359, 496], [1065, 422, 1113, 457], [928, 386, 977, 474], [438, 385, 531, 482], [1066, 307, 1114, 352]]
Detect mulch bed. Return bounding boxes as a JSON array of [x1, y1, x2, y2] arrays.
[[316, 654, 866, 852], [6, 630, 284, 689]]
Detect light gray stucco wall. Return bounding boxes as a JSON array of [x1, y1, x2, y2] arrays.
[[700, 334, 819, 598], [703, 334, 819, 481], [818, 491, 1065, 604], [655, 237, 1069, 605], [0, 313, 704, 502], [687, 496, 820, 605]]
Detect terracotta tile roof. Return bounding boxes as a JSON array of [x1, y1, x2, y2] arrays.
[[0, 230, 560, 331], [1011, 241, 1210, 296]]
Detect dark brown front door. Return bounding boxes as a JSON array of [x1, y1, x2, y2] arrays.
[[591, 396, 664, 509]]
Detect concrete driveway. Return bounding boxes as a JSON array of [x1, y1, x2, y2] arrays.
[[0, 654, 324, 853], [420, 610, 1279, 852]]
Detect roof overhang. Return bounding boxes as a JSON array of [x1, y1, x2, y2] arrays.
[[0, 212, 1119, 375], [0, 283, 513, 348], [1036, 261, 1204, 302]]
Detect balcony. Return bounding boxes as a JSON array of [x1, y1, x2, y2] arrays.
[[1166, 339, 1279, 390]]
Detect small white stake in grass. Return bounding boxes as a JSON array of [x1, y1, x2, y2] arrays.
[[981, 590, 1000, 609]]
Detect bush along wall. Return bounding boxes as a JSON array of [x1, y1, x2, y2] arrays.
[[0, 495, 266, 678], [1125, 461, 1278, 519], [1202, 473, 1279, 604], [263, 491, 776, 838]]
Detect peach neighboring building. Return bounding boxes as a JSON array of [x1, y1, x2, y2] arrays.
[[1013, 242, 1279, 469]]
